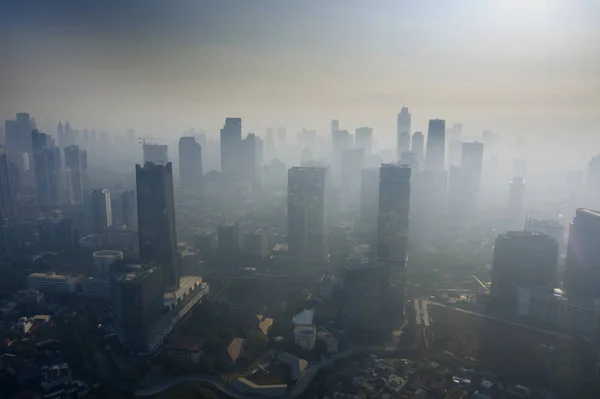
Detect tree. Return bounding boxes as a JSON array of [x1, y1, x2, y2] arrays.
[[246, 331, 269, 355]]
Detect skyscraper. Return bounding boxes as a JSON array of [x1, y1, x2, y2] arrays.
[[64, 145, 86, 204], [355, 127, 373, 156], [287, 166, 328, 259], [425, 119, 446, 170], [143, 144, 168, 165], [88, 189, 112, 233], [397, 107, 411, 159], [564, 209, 600, 300], [136, 162, 180, 290], [461, 142, 484, 182], [377, 164, 411, 268], [331, 130, 352, 182], [377, 164, 411, 318], [491, 231, 558, 304], [331, 119, 339, 134], [411, 132, 424, 163], [220, 117, 242, 182], [5, 113, 34, 160], [121, 189, 138, 230], [241, 133, 261, 190], [341, 148, 364, 192], [360, 168, 380, 236], [178, 136, 202, 188], [508, 176, 525, 218], [448, 142, 484, 215], [0, 147, 15, 218], [34, 144, 60, 208]]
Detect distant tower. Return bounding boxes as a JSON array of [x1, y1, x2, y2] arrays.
[[220, 118, 242, 182], [508, 176, 525, 220], [331, 130, 352, 182], [331, 120, 340, 134], [341, 148, 364, 192], [425, 119, 445, 170], [121, 189, 138, 230], [33, 136, 60, 207], [178, 136, 202, 188], [411, 132, 424, 163], [0, 148, 15, 217], [355, 127, 373, 156], [397, 107, 411, 160], [287, 166, 328, 260], [491, 231, 558, 304], [564, 209, 600, 300], [136, 162, 180, 290], [88, 189, 112, 232], [64, 145, 85, 204]]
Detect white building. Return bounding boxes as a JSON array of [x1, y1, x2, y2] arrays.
[[27, 272, 83, 294], [294, 325, 317, 351]]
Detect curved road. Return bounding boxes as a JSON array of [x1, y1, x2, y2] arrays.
[[135, 346, 413, 398]]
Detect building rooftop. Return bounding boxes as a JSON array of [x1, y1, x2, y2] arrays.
[[578, 208, 600, 218], [163, 276, 203, 304], [292, 308, 315, 326], [28, 272, 82, 281]]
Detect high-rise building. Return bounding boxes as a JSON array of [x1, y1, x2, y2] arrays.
[[360, 168, 380, 237], [461, 142, 484, 182], [121, 189, 138, 230], [136, 162, 179, 290], [34, 145, 60, 208], [217, 222, 239, 254], [397, 107, 411, 160], [491, 231, 558, 304], [37, 216, 79, 251], [341, 258, 390, 331], [448, 142, 484, 215], [508, 176, 525, 223], [220, 117, 242, 182], [400, 151, 418, 170], [143, 144, 168, 165], [377, 164, 411, 267], [411, 132, 424, 163], [64, 145, 86, 204], [564, 209, 600, 300], [332, 130, 352, 182], [0, 148, 15, 218], [586, 155, 600, 207], [178, 136, 202, 188], [341, 148, 364, 192], [88, 189, 112, 233], [377, 164, 411, 319], [331, 120, 339, 134], [5, 113, 34, 160], [111, 262, 164, 353], [241, 133, 261, 190], [425, 119, 446, 170], [287, 167, 328, 259], [355, 127, 373, 156]]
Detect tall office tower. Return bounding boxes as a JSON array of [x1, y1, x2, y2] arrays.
[[57, 121, 65, 147], [341, 258, 390, 331], [89, 189, 112, 232], [220, 117, 242, 182], [507, 176, 525, 225], [265, 128, 275, 163], [0, 148, 15, 218], [355, 127, 373, 156], [341, 148, 364, 192], [121, 189, 138, 230], [287, 167, 328, 259], [360, 168, 380, 233], [37, 216, 79, 251], [564, 209, 600, 300], [64, 145, 85, 204], [425, 119, 446, 170], [136, 162, 180, 290], [33, 147, 60, 208], [218, 222, 239, 254], [178, 136, 202, 188], [241, 133, 261, 190], [461, 142, 484, 182], [331, 119, 340, 134], [111, 262, 164, 354], [377, 164, 411, 268], [586, 155, 600, 207], [448, 141, 484, 215], [400, 151, 418, 170], [5, 113, 34, 159], [450, 123, 463, 139], [491, 231, 558, 304], [143, 144, 168, 165], [332, 130, 352, 182], [377, 164, 411, 318], [411, 132, 424, 162], [64, 121, 72, 146], [396, 107, 411, 159]]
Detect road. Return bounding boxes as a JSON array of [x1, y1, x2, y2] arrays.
[[135, 346, 414, 398]]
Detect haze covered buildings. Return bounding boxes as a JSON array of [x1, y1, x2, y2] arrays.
[[220, 117, 242, 182], [425, 119, 446, 171], [178, 136, 202, 188], [287, 166, 328, 260], [564, 209, 600, 300], [396, 107, 411, 159]]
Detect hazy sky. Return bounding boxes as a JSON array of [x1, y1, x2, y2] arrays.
[[1, 0, 599, 147]]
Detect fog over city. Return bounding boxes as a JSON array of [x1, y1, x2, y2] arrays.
[[1, 1, 600, 399]]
